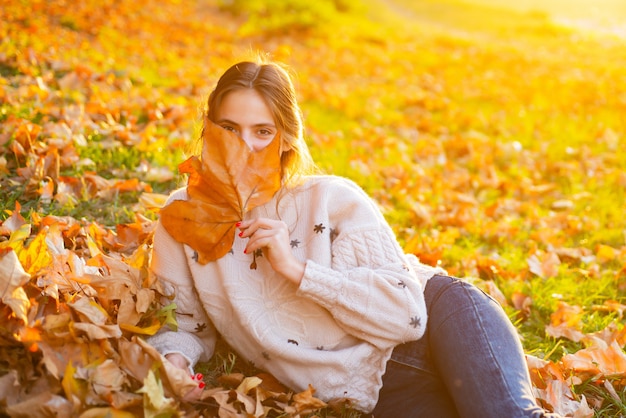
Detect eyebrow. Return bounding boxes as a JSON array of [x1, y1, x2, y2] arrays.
[[216, 118, 276, 129]]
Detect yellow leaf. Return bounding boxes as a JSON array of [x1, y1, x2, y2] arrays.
[[62, 360, 86, 407], [0, 223, 32, 251], [596, 244, 617, 264], [18, 227, 53, 276], [119, 321, 162, 336], [137, 369, 178, 417]]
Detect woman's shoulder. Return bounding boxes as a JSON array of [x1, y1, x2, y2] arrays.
[[296, 175, 368, 197], [293, 175, 382, 217]]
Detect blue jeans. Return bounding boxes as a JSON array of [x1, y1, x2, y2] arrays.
[[371, 275, 561, 418]]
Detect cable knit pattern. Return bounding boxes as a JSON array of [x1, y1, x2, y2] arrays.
[[147, 175, 444, 413]]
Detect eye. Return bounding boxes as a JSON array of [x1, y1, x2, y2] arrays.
[[220, 125, 238, 133], [257, 128, 274, 136]]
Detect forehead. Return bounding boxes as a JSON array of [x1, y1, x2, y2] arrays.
[[217, 89, 274, 123]]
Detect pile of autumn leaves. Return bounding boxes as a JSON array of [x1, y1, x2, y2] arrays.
[[0, 207, 335, 418]]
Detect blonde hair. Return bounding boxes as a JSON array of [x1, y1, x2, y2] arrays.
[[202, 59, 319, 184]]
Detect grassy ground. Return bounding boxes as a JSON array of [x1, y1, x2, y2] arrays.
[[1, 0, 626, 416]]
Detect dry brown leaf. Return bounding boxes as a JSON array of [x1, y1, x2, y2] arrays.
[[210, 389, 261, 418], [117, 338, 155, 383], [527, 250, 561, 279], [134, 337, 199, 399], [78, 407, 137, 418], [159, 120, 282, 264], [545, 301, 586, 342], [561, 341, 626, 377], [292, 384, 327, 414], [89, 359, 128, 398], [0, 248, 32, 324], [532, 380, 594, 418], [0, 202, 27, 235], [5, 392, 74, 418]]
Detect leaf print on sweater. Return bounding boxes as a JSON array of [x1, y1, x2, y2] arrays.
[[410, 316, 421, 328]]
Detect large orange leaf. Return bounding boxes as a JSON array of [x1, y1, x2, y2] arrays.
[[159, 120, 282, 264]]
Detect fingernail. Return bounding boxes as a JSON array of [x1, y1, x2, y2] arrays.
[[235, 222, 242, 227], [238, 231, 243, 237], [243, 248, 247, 254], [195, 373, 203, 380], [198, 381, 205, 389]]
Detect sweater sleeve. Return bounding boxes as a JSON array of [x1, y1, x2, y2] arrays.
[[296, 178, 443, 349], [146, 190, 217, 368]]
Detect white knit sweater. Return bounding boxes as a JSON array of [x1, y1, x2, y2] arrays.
[[147, 175, 442, 412]]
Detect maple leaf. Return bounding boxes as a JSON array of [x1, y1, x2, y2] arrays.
[[137, 369, 178, 417], [159, 120, 282, 264]]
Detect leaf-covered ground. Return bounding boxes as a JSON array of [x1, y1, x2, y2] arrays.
[[1, 0, 626, 416]]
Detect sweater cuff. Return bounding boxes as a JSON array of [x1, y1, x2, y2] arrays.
[[146, 330, 209, 368], [296, 260, 343, 307]]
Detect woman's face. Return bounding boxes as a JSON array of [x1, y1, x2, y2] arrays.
[[215, 88, 277, 152]]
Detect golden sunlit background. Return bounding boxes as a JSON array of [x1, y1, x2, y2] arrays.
[[397, 0, 626, 37], [1, 0, 626, 416]]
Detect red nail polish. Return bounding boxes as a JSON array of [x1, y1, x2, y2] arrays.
[[195, 373, 203, 380], [238, 231, 243, 237], [198, 381, 205, 389], [235, 222, 241, 227], [244, 248, 247, 254]]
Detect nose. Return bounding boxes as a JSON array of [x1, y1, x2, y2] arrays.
[[240, 130, 255, 151]]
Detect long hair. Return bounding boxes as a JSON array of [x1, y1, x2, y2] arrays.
[[203, 60, 318, 184]]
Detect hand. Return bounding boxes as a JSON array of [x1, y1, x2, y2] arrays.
[[238, 218, 305, 285], [165, 353, 205, 401]]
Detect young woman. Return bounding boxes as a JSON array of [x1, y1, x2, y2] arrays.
[[147, 60, 561, 417]]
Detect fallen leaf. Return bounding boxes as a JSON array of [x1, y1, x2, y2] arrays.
[[136, 369, 178, 417], [561, 341, 626, 377], [292, 384, 327, 413], [527, 250, 561, 279], [0, 248, 32, 324], [4, 392, 74, 418], [545, 301, 585, 342]]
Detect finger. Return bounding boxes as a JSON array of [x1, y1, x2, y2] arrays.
[[245, 235, 276, 254], [239, 218, 280, 238]]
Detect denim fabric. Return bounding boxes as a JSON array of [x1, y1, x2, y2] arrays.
[[371, 275, 561, 418]]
